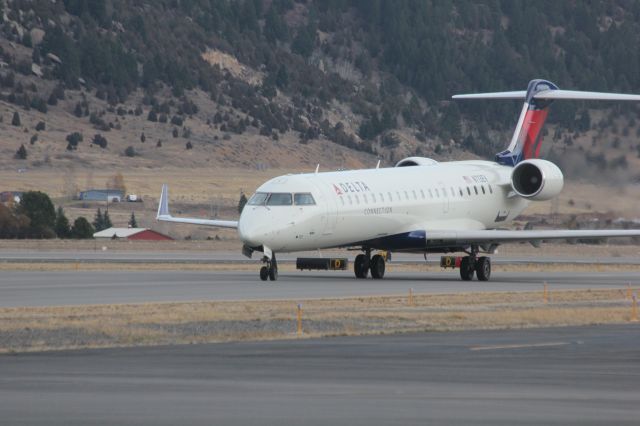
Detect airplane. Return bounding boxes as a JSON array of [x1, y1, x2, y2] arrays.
[[157, 79, 640, 281]]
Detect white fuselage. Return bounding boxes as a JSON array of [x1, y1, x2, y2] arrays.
[[238, 160, 530, 252]]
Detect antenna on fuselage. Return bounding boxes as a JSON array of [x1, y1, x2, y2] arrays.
[[315, 164, 319, 174]]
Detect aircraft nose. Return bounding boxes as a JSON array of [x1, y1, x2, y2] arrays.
[[238, 215, 262, 246]]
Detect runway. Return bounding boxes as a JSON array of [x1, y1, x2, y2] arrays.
[[1, 324, 638, 425], [0, 269, 638, 307]]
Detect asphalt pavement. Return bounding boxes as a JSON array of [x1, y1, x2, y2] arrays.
[[0, 269, 638, 307], [1, 324, 638, 425]]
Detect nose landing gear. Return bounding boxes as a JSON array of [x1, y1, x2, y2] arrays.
[[259, 253, 278, 281]]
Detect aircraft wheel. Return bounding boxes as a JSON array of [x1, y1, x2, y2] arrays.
[[459, 257, 475, 281], [370, 254, 385, 279], [260, 266, 269, 281], [476, 257, 491, 281], [354, 254, 368, 278]]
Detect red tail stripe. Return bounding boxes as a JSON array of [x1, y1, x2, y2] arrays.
[[521, 109, 549, 159]]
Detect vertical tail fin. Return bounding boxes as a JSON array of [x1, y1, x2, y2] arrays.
[[495, 79, 557, 166], [453, 79, 640, 167]]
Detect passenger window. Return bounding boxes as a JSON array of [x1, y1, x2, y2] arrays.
[[441, 187, 447, 198], [481, 186, 486, 195], [474, 186, 478, 195], [450, 187, 455, 197], [363, 194, 368, 204], [340, 197, 345, 205], [467, 187, 471, 196], [435, 189, 439, 198], [380, 193, 385, 202], [396, 191, 401, 201], [348, 195, 352, 205], [294, 193, 316, 205], [459, 188, 463, 197], [247, 192, 268, 205], [412, 190, 417, 200], [489, 185, 493, 194], [420, 189, 425, 199], [404, 191, 409, 200], [428, 189, 433, 198], [387, 192, 392, 202], [355, 194, 360, 204], [266, 193, 292, 206]]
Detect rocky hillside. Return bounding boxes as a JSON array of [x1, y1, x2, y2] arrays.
[[0, 0, 640, 180]]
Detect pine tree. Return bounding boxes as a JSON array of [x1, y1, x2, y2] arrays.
[[71, 217, 94, 239], [54, 207, 71, 238], [103, 210, 112, 229], [11, 111, 21, 126], [15, 144, 27, 160], [93, 208, 104, 231], [129, 212, 137, 228]]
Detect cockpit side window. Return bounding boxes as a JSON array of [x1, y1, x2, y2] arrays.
[[294, 193, 316, 205], [247, 192, 268, 205], [266, 193, 293, 206]]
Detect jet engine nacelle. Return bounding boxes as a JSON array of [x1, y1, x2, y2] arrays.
[[510, 159, 563, 201], [395, 157, 439, 167]]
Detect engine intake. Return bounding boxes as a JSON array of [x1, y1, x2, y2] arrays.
[[511, 159, 563, 201]]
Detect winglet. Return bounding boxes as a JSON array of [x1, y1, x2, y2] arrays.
[[157, 184, 170, 219]]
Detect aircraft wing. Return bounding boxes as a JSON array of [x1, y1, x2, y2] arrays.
[[156, 184, 239, 229], [425, 229, 640, 247]]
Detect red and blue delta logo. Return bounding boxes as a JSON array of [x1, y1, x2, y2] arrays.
[[332, 181, 371, 195]]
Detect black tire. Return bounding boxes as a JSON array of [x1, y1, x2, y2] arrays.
[[268, 265, 278, 281], [354, 254, 368, 278], [260, 266, 269, 281], [370, 254, 385, 279], [476, 257, 491, 281], [460, 257, 475, 281]]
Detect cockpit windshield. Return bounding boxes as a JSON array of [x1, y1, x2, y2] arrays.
[[247, 192, 268, 205], [247, 192, 316, 206], [266, 193, 292, 206], [294, 193, 316, 205]]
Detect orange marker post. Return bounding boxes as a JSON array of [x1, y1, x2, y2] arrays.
[[297, 304, 303, 335], [631, 295, 639, 323]]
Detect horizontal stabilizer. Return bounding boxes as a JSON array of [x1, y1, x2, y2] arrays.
[[452, 91, 526, 100], [156, 184, 238, 229], [453, 89, 640, 102]]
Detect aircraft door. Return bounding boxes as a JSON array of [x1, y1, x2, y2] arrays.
[[309, 179, 337, 237]]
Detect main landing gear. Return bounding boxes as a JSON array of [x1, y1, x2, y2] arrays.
[[259, 253, 278, 281], [354, 249, 386, 279], [442, 246, 491, 281]]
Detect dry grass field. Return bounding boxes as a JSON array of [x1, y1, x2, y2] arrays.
[[1, 288, 637, 353]]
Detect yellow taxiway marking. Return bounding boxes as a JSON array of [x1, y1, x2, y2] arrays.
[[470, 342, 571, 351]]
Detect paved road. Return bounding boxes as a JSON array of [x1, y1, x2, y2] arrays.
[[1, 324, 638, 425], [0, 270, 638, 307]]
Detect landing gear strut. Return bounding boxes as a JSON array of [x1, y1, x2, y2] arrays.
[[260, 253, 278, 281], [354, 249, 385, 279]]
